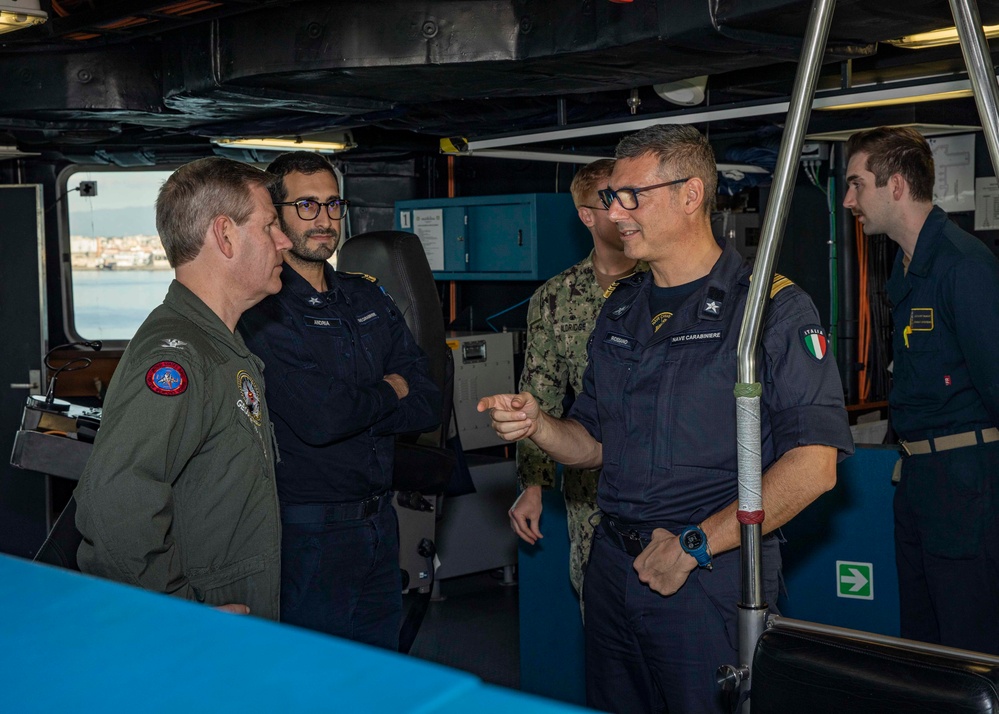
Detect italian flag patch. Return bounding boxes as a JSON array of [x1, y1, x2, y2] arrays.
[[800, 325, 828, 362]]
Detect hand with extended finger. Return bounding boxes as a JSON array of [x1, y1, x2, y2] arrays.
[[476, 392, 542, 442]]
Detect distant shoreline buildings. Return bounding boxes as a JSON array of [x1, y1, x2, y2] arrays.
[[70, 234, 170, 271]]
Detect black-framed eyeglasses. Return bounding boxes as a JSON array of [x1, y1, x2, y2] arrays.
[[597, 177, 691, 210], [274, 198, 350, 220], [580, 205, 608, 211]]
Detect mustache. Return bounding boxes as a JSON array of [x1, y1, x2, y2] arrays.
[[304, 228, 338, 239]]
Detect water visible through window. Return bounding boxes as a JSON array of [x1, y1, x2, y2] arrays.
[[67, 171, 174, 341]]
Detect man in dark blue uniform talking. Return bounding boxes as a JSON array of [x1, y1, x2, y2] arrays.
[[845, 126, 999, 655], [479, 124, 853, 714], [240, 152, 440, 649]]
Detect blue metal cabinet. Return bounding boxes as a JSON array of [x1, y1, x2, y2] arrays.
[[395, 193, 591, 281]]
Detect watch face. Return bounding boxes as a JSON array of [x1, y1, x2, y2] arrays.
[[682, 530, 703, 551]]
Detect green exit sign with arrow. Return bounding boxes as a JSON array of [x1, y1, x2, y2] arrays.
[[836, 561, 874, 600]]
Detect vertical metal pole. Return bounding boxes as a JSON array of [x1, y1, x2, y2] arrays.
[[949, 0, 999, 174], [731, 0, 836, 711]]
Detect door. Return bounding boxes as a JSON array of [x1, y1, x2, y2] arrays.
[[0, 184, 47, 557]]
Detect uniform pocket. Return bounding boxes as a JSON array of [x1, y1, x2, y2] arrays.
[[188, 554, 267, 607]]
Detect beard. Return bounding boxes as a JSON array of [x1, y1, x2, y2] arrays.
[[285, 223, 339, 263]]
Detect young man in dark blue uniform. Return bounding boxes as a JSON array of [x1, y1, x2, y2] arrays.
[[239, 152, 441, 649], [845, 127, 999, 655], [480, 124, 852, 714]]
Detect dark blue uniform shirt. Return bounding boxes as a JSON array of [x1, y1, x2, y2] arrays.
[[887, 206, 999, 441], [569, 239, 853, 527], [239, 263, 440, 504]]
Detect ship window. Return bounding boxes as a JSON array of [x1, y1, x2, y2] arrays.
[[66, 169, 174, 341]]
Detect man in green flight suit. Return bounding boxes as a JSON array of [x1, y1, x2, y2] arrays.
[[511, 158, 646, 605], [75, 158, 292, 619]]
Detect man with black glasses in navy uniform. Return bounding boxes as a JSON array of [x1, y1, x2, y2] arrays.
[[240, 151, 440, 649], [480, 124, 852, 713]]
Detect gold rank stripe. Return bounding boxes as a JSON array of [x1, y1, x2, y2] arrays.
[[603, 281, 620, 299], [770, 273, 794, 298], [343, 271, 378, 282]]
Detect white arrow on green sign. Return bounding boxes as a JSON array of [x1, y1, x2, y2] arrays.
[[836, 560, 873, 600]]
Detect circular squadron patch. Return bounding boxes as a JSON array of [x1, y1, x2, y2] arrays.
[[236, 369, 262, 426], [146, 361, 188, 396]]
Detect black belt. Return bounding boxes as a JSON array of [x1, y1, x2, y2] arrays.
[[281, 492, 391, 524], [600, 518, 654, 558]]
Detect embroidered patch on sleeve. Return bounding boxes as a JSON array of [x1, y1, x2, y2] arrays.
[[146, 361, 188, 396], [800, 325, 828, 362]]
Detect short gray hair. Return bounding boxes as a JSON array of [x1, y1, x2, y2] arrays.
[[615, 124, 717, 213], [155, 157, 276, 267]]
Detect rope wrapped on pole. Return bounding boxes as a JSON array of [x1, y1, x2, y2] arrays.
[[734, 381, 764, 524]]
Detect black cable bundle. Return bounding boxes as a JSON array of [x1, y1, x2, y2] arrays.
[[866, 234, 896, 403]]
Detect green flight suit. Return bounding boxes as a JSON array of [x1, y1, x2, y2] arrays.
[[76, 280, 281, 620]]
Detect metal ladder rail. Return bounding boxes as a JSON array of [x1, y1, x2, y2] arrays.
[[951, 0, 999, 175], [726, 0, 838, 710]]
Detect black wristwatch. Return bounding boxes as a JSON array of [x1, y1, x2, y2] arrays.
[[679, 525, 713, 570]]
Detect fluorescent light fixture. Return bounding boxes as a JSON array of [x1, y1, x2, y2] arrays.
[[812, 78, 975, 111], [212, 134, 355, 154], [886, 24, 999, 50], [0, 0, 47, 34]]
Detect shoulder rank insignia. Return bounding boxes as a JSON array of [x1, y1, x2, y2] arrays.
[[770, 273, 794, 298], [146, 361, 188, 396], [342, 271, 379, 283], [603, 281, 620, 299]]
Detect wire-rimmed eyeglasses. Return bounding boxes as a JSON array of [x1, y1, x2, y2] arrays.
[[597, 177, 691, 210], [274, 198, 350, 220]]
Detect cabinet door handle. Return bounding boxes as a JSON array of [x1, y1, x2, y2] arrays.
[[517, 229, 523, 246]]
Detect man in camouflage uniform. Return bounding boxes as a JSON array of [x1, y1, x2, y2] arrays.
[[511, 158, 646, 604]]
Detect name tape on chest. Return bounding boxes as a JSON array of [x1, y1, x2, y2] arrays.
[[356, 310, 379, 325], [304, 315, 342, 329], [603, 332, 636, 350], [909, 307, 934, 331], [670, 330, 723, 345], [145, 361, 188, 396]]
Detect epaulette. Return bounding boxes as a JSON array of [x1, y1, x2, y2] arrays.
[[770, 273, 794, 298], [603, 271, 644, 299], [341, 271, 379, 283]]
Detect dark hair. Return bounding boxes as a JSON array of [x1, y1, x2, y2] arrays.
[[615, 124, 717, 213], [155, 157, 275, 268], [265, 151, 339, 203], [845, 127, 934, 203], [570, 159, 615, 207]]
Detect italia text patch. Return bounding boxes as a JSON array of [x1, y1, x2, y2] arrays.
[[671, 330, 723, 345], [603, 332, 636, 351], [146, 361, 188, 396], [304, 316, 341, 329], [800, 325, 828, 362]]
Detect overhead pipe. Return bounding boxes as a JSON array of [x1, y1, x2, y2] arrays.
[[725, 0, 837, 710]]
